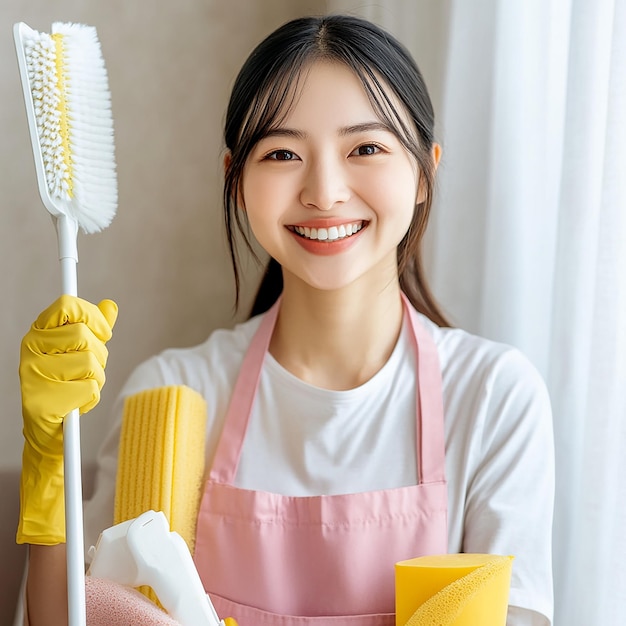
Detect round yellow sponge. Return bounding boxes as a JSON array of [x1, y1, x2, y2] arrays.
[[395, 553, 514, 626]]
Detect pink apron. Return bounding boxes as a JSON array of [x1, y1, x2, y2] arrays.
[[194, 295, 448, 625]]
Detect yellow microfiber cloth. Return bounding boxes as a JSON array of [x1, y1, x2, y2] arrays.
[[114, 385, 207, 555], [395, 554, 514, 626]]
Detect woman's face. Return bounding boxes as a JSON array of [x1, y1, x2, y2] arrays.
[[241, 61, 422, 294]]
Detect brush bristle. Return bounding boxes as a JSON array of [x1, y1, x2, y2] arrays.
[[22, 22, 117, 234]]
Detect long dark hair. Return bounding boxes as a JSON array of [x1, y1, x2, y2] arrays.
[[223, 14, 449, 326]]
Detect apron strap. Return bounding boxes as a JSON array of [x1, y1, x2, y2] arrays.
[[210, 300, 280, 483], [402, 295, 446, 484]]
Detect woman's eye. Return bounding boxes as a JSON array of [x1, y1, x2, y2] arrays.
[[352, 144, 382, 156], [266, 149, 298, 161]]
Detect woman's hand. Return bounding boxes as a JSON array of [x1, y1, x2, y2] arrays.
[[17, 295, 118, 545]]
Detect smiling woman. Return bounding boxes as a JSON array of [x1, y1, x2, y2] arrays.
[[223, 18, 446, 327], [16, 13, 554, 626]]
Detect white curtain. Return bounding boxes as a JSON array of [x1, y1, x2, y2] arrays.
[[431, 1, 626, 624], [329, 1, 626, 624]]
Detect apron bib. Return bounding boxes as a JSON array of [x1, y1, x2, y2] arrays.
[[194, 295, 448, 625]]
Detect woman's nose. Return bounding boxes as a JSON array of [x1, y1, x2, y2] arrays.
[[299, 156, 350, 211]]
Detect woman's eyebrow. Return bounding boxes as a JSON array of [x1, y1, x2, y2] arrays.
[[262, 128, 306, 140], [262, 121, 392, 141], [338, 121, 393, 136]]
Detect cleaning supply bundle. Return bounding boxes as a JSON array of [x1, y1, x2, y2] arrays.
[[114, 384, 208, 609], [14, 20, 117, 626], [395, 553, 514, 625], [87, 385, 231, 625]]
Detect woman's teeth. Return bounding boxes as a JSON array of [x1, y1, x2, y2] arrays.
[[292, 222, 364, 241]]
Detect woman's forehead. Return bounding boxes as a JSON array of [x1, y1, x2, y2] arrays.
[[267, 60, 413, 134], [279, 62, 381, 126]]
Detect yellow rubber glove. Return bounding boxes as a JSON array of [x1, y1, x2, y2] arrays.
[[17, 295, 118, 545]]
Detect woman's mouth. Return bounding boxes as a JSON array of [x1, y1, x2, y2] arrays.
[[288, 221, 366, 241]]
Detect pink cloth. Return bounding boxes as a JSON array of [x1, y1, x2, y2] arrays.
[[194, 295, 449, 625], [85, 577, 180, 625]]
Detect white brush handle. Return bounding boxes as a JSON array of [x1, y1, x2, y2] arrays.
[[57, 215, 86, 626], [64, 410, 85, 626]]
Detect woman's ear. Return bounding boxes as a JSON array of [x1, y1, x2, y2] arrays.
[[416, 143, 443, 204], [224, 152, 232, 174], [432, 143, 442, 169]]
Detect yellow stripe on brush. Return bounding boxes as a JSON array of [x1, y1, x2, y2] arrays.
[[51, 33, 74, 197], [114, 385, 207, 554]]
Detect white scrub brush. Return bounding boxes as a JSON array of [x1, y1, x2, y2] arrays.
[[14, 21, 117, 626]]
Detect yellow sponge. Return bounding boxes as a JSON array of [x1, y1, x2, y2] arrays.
[[396, 554, 514, 626], [114, 385, 207, 555]]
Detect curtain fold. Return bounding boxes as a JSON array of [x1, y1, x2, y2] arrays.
[[327, 1, 626, 624]]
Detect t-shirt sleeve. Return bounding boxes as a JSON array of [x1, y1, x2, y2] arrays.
[[461, 348, 554, 625]]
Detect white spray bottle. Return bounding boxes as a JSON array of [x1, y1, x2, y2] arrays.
[[88, 510, 224, 626]]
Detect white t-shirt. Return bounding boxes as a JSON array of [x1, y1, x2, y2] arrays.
[[84, 309, 554, 626]]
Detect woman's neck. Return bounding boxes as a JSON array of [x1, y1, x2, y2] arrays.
[[269, 275, 404, 391]]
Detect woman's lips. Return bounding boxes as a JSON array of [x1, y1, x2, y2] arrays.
[[286, 220, 368, 255]]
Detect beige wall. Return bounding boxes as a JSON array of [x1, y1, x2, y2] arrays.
[[0, 0, 449, 468]]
